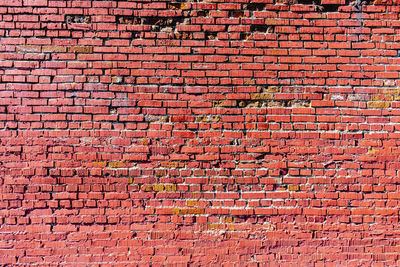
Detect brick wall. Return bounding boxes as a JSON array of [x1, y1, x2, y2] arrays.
[[1, 0, 400, 265]]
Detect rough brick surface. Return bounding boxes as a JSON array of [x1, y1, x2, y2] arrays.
[[1, 0, 400, 265]]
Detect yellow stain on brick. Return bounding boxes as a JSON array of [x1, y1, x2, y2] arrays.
[[154, 170, 166, 177], [129, 177, 134, 184], [371, 94, 393, 101], [158, 40, 177, 46], [368, 89, 400, 101], [186, 200, 198, 207], [172, 208, 180, 215], [165, 184, 177, 191], [195, 115, 220, 123], [206, 224, 220, 230], [388, 89, 400, 101], [276, 186, 287, 191], [368, 89, 400, 104], [250, 93, 273, 100], [213, 100, 236, 107], [181, 208, 200, 214], [207, 223, 234, 231], [244, 79, 255, 85], [368, 147, 392, 156], [268, 101, 286, 107], [288, 185, 299, 191], [266, 86, 280, 93], [68, 46, 93, 53], [93, 161, 107, 167], [248, 101, 262, 108], [140, 184, 178, 192], [108, 161, 126, 168], [269, 49, 284, 55], [153, 184, 164, 191], [142, 139, 150, 145], [224, 217, 233, 223], [42, 46, 67, 53], [367, 101, 390, 109], [141, 185, 153, 192], [382, 88, 397, 94], [174, 208, 205, 215]]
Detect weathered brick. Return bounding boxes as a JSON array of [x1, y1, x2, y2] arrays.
[[67, 46, 93, 53]]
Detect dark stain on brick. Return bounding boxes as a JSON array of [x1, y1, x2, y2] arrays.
[[250, 25, 274, 33], [196, 10, 209, 17], [244, 3, 266, 11], [66, 15, 91, 24], [205, 31, 217, 40], [168, 2, 187, 10], [297, 0, 314, 4], [116, 15, 185, 33], [117, 16, 142, 25], [130, 31, 140, 39], [174, 32, 192, 40], [240, 32, 252, 40], [230, 10, 245, 17], [320, 4, 340, 12]]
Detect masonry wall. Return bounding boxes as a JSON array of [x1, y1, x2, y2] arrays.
[[1, 0, 400, 265]]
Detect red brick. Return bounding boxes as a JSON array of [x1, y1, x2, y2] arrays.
[[24, 0, 47, 6]]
